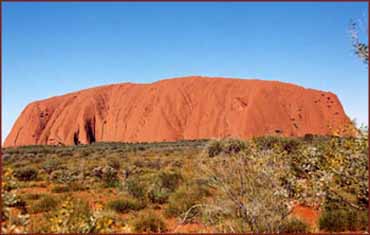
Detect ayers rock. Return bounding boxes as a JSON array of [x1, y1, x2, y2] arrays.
[[4, 76, 355, 147]]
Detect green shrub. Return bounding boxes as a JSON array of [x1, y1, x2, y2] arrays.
[[30, 195, 59, 213], [319, 205, 368, 231], [22, 193, 43, 201], [147, 171, 183, 204], [69, 181, 88, 191], [107, 157, 121, 170], [253, 136, 281, 151], [132, 211, 167, 232], [207, 140, 223, 157], [207, 139, 247, 157], [319, 209, 348, 232], [145, 159, 162, 170], [253, 136, 302, 154], [165, 184, 205, 220], [50, 169, 74, 184], [156, 171, 183, 191], [347, 209, 368, 231], [42, 158, 61, 173], [51, 185, 70, 193], [14, 167, 38, 181], [106, 198, 144, 213], [281, 218, 309, 233], [147, 189, 169, 204], [102, 167, 119, 187], [303, 133, 314, 142], [45, 197, 95, 233], [133, 160, 145, 168], [126, 178, 146, 199], [281, 138, 301, 154], [222, 139, 247, 155], [65, 198, 93, 229]]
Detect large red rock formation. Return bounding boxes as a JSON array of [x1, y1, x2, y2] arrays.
[[4, 76, 354, 147]]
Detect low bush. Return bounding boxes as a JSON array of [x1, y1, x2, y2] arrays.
[[253, 136, 282, 151], [69, 181, 88, 191], [147, 170, 183, 204], [156, 171, 183, 191], [107, 157, 121, 170], [42, 158, 61, 173], [165, 184, 206, 221], [222, 139, 247, 155], [14, 167, 38, 181], [319, 209, 348, 232], [319, 208, 367, 232], [92, 166, 119, 187], [207, 140, 223, 158], [132, 211, 167, 232], [147, 189, 169, 204], [207, 139, 247, 157], [318, 197, 368, 232], [126, 178, 146, 199], [347, 210, 368, 231], [106, 198, 144, 213], [281, 218, 309, 233], [50, 169, 74, 184], [30, 195, 59, 213], [45, 197, 96, 233], [22, 193, 43, 201], [51, 185, 70, 193]]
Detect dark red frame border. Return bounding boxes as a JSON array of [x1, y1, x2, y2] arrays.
[[0, 1, 368, 234]]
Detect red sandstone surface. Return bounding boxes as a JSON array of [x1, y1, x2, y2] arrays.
[[4, 76, 354, 147]]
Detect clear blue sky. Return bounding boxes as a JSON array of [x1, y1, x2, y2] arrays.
[[2, 2, 368, 140]]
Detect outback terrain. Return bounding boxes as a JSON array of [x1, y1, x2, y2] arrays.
[[2, 135, 368, 233], [2, 77, 367, 233]]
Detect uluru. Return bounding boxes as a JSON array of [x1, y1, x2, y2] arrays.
[[4, 76, 355, 147]]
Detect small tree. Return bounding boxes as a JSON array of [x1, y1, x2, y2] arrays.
[[198, 147, 293, 233], [349, 18, 368, 65]]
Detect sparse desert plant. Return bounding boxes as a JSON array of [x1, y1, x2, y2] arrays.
[[281, 218, 309, 233], [147, 170, 183, 204], [50, 169, 74, 184], [69, 181, 88, 191], [349, 19, 368, 64], [207, 138, 247, 157], [107, 156, 121, 170], [51, 185, 70, 193], [2, 168, 30, 233], [42, 158, 61, 173], [47, 197, 95, 232], [198, 150, 292, 233], [132, 211, 167, 233], [221, 138, 247, 155], [22, 193, 44, 201], [164, 183, 206, 221], [92, 166, 119, 187], [14, 166, 38, 181], [319, 207, 368, 232], [106, 198, 144, 213], [126, 178, 146, 199], [289, 136, 368, 210], [2, 137, 368, 233], [30, 195, 59, 213], [319, 209, 349, 232], [207, 140, 223, 157]]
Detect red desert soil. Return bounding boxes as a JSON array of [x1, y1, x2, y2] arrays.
[[292, 204, 320, 227], [4, 76, 355, 147]]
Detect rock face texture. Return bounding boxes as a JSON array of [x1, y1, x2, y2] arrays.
[[4, 76, 354, 147]]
